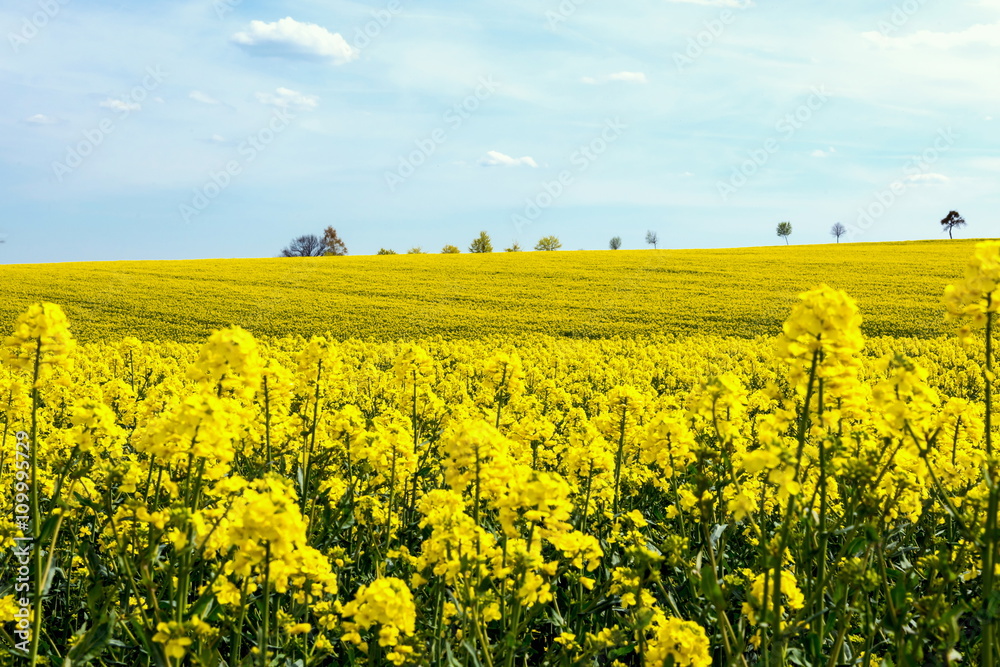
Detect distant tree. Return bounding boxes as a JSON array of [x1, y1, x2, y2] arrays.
[[941, 210, 966, 239], [645, 230, 659, 249], [776, 221, 792, 245], [535, 236, 562, 251], [407, 246, 425, 254], [281, 234, 325, 257], [831, 222, 847, 243], [376, 248, 397, 255], [609, 236, 622, 250], [321, 226, 348, 256], [469, 231, 493, 253], [504, 242, 522, 252], [441, 244, 460, 254]]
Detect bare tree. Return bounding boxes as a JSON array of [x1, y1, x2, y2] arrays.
[[609, 236, 622, 250], [831, 222, 846, 243], [645, 230, 658, 249], [776, 221, 792, 245], [281, 234, 325, 257], [941, 211, 966, 240]]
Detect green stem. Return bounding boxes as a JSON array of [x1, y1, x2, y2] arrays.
[[612, 400, 628, 517], [263, 375, 272, 471], [260, 543, 271, 667], [28, 340, 42, 666], [231, 578, 251, 662], [983, 308, 996, 667]]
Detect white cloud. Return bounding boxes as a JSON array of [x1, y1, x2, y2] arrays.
[[863, 22, 1000, 49], [582, 71, 648, 85], [232, 17, 358, 64], [905, 173, 950, 184], [479, 151, 538, 168], [255, 87, 319, 111], [662, 0, 754, 7], [210, 134, 226, 143], [811, 147, 837, 158], [189, 90, 220, 105], [25, 114, 57, 124], [99, 98, 141, 112]]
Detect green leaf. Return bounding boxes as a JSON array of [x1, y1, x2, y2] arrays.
[[65, 611, 118, 665], [460, 639, 485, 667], [700, 565, 723, 605], [443, 641, 465, 667], [609, 644, 636, 659], [845, 535, 868, 558]]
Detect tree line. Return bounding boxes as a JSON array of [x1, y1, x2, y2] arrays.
[[279, 211, 971, 257], [279, 226, 347, 257], [775, 210, 967, 245]]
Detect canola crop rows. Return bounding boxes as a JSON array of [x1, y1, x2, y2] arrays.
[[0, 241, 999, 665], [0, 239, 986, 343]]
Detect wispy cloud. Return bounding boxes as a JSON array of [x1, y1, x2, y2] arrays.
[[189, 90, 220, 105], [662, 0, 754, 7], [811, 147, 837, 158], [905, 172, 950, 184], [864, 22, 1000, 48], [255, 87, 318, 111], [581, 71, 648, 85], [479, 151, 538, 168], [99, 98, 141, 112], [232, 17, 358, 64], [25, 114, 58, 125]]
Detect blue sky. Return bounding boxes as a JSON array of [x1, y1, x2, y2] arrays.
[[1, 0, 998, 263]]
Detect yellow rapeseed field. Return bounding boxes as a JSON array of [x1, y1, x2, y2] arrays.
[[0, 239, 985, 343], [0, 239, 998, 666]]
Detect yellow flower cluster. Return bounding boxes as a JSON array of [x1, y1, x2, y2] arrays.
[[644, 614, 712, 667], [1, 301, 75, 381], [945, 240, 1000, 342], [340, 577, 417, 665]]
